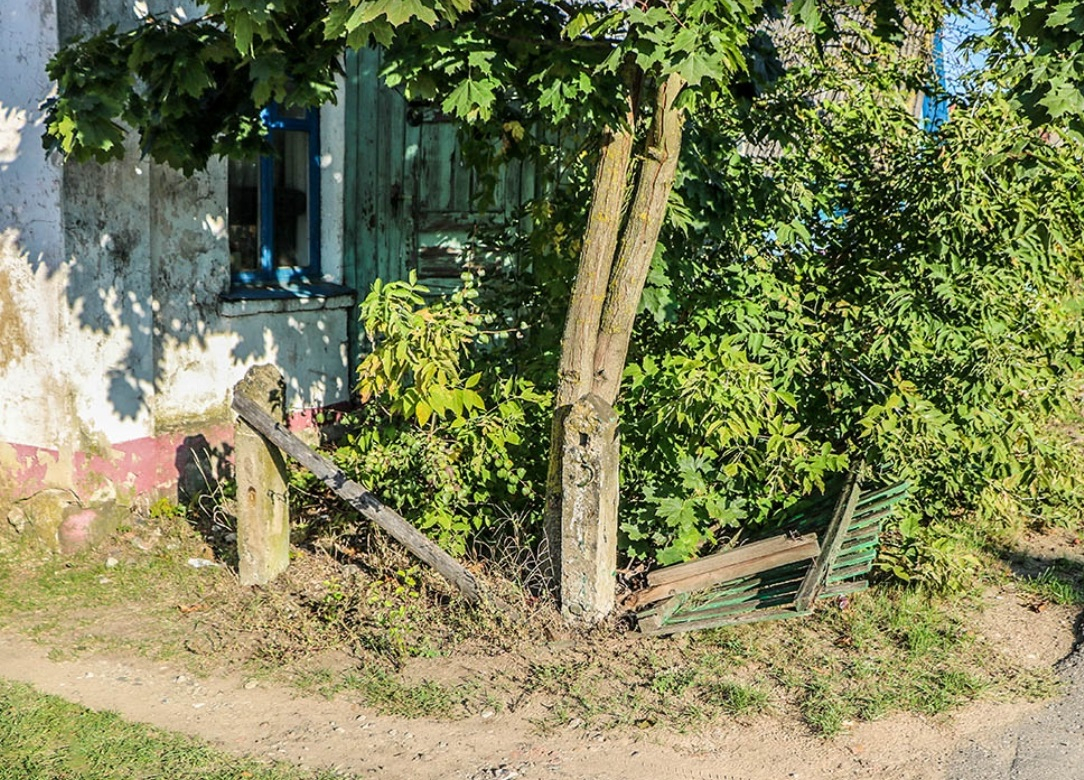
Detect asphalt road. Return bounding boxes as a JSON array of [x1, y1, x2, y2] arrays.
[[949, 627, 1084, 780]]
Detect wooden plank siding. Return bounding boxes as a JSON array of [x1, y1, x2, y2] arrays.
[[344, 49, 536, 336]]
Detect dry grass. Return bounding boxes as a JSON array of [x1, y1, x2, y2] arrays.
[[0, 494, 1065, 736]]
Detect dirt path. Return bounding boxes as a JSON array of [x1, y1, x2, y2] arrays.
[[948, 630, 1084, 780], [0, 628, 1066, 780]]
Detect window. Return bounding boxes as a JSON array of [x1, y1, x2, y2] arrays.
[[228, 105, 321, 286]]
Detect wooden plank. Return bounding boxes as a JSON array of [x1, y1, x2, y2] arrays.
[[354, 48, 383, 301], [826, 562, 877, 583], [855, 481, 910, 508], [819, 580, 869, 599], [840, 530, 880, 550], [636, 594, 684, 633], [642, 605, 812, 637], [832, 548, 877, 569], [647, 533, 820, 588], [675, 561, 811, 608], [676, 578, 806, 619], [794, 470, 862, 612], [629, 534, 819, 609], [678, 561, 811, 605], [342, 49, 361, 375], [231, 394, 481, 604], [672, 587, 802, 622], [847, 505, 900, 531]]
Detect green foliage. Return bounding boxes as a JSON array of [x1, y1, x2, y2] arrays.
[[44, 2, 345, 172], [877, 515, 982, 592], [42, 0, 960, 172], [41, 0, 1084, 588], [984, 0, 1084, 137], [613, 27, 1084, 567], [333, 273, 548, 555]]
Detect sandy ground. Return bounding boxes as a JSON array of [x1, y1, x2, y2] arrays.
[[0, 587, 1077, 780], [2, 529, 1082, 779]]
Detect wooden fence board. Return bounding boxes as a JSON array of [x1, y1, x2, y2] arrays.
[[232, 394, 481, 603]]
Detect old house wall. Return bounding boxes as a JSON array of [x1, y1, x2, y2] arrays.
[[0, 0, 351, 547]]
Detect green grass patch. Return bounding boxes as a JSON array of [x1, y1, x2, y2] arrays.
[[690, 588, 1058, 736], [0, 679, 346, 780], [1018, 559, 1084, 606]]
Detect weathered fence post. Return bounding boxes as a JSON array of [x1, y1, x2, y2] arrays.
[[552, 393, 620, 623], [233, 364, 291, 586]]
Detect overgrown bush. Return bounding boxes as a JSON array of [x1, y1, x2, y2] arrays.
[[327, 273, 549, 556], [617, 36, 1084, 570], [322, 35, 1084, 589]]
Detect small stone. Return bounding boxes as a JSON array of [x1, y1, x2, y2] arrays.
[[105, 557, 119, 568], [243, 680, 258, 690], [98, 577, 111, 584], [481, 709, 496, 719]]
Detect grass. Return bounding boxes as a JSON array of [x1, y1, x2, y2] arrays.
[[294, 666, 476, 718], [0, 502, 1068, 741], [1017, 558, 1084, 606], [0, 679, 347, 780]]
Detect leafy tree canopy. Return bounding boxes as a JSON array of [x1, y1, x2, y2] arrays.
[[985, 0, 1084, 136], [44, 0, 963, 173]]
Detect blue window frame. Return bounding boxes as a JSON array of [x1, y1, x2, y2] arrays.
[[228, 105, 321, 286]]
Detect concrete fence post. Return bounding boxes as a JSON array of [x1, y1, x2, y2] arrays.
[[555, 393, 620, 624], [233, 364, 291, 586]]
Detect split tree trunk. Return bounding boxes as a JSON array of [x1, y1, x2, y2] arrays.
[[544, 73, 687, 622], [592, 73, 686, 406]]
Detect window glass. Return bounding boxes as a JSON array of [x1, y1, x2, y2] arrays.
[[227, 107, 319, 285], [271, 131, 311, 269], [228, 157, 259, 274]]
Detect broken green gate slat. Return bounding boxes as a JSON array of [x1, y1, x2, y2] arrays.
[[832, 548, 878, 568], [819, 580, 870, 599], [676, 576, 807, 618], [637, 476, 910, 633], [793, 470, 863, 612]]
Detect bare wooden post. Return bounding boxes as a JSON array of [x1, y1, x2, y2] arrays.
[[230, 393, 481, 603], [233, 364, 291, 586], [553, 394, 620, 624]]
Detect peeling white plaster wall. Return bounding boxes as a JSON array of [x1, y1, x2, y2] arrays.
[[1, 0, 352, 503], [0, 0, 70, 452]]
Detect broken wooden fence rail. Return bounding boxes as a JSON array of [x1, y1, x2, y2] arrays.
[[231, 392, 481, 604], [635, 471, 910, 636], [625, 532, 821, 611]]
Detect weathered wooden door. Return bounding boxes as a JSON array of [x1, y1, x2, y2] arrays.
[[344, 49, 532, 303]]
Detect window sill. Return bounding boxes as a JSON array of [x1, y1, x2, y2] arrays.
[[218, 281, 355, 317]]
